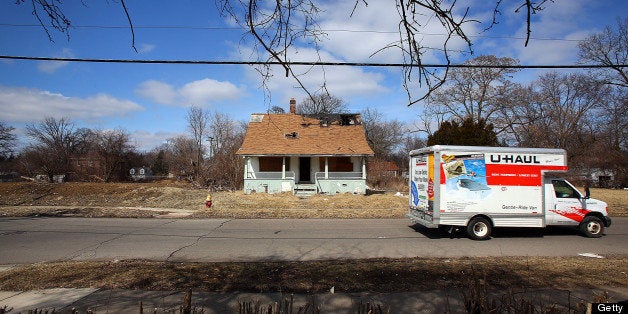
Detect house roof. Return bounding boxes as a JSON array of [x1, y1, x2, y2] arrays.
[[237, 113, 375, 156]]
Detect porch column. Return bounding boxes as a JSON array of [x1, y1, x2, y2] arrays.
[[282, 157, 286, 179], [325, 157, 329, 179], [362, 157, 367, 179], [243, 157, 249, 179]]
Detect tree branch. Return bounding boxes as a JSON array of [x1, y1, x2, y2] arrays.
[[120, 0, 138, 53]]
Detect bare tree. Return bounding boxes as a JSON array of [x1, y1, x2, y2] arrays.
[[578, 17, 628, 88], [516, 72, 604, 160], [160, 135, 197, 180], [206, 112, 246, 189], [25, 117, 80, 180], [427, 56, 518, 133], [487, 83, 536, 146], [361, 107, 406, 160], [15, 0, 137, 50], [393, 133, 426, 172], [268, 106, 285, 114], [586, 86, 627, 186], [0, 122, 17, 159], [149, 149, 168, 176], [18, 1, 553, 105], [598, 88, 628, 152], [94, 129, 135, 182], [187, 106, 209, 180], [207, 112, 243, 153], [296, 93, 348, 115]]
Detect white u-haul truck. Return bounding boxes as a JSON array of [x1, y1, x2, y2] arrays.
[[407, 145, 611, 240]]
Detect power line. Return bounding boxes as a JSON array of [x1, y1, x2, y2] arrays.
[[1, 55, 624, 69], [0, 23, 586, 42], [0, 23, 240, 31]]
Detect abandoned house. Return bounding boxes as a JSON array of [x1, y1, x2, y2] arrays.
[[237, 98, 375, 196]]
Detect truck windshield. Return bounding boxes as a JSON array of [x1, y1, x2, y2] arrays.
[[552, 180, 580, 198]]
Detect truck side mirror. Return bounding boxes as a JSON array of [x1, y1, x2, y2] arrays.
[[584, 187, 590, 199]]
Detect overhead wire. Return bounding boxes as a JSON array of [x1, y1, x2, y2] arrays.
[[0, 55, 624, 69], [0, 23, 589, 42]]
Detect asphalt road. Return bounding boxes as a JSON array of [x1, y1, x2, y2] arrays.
[[0, 217, 626, 264]]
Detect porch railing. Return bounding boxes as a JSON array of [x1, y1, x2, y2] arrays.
[[314, 172, 364, 180], [246, 171, 295, 180]]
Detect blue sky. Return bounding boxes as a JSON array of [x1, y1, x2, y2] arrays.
[[0, 1, 625, 151]]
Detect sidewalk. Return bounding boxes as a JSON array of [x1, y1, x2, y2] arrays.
[[1, 287, 626, 313]]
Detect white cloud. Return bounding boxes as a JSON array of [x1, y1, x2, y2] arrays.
[[135, 78, 244, 107], [37, 48, 73, 74], [488, 1, 597, 65], [180, 79, 241, 104], [316, 2, 401, 63], [245, 47, 388, 100], [138, 43, 156, 53], [316, 1, 481, 64], [135, 80, 178, 105], [0, 85, 144, 123], [234, 1, 487, 103], [38, 60, 69, 74], [130, 130, 183, 152], [516, 1, 588, 38], [515, 31, 591, 65]]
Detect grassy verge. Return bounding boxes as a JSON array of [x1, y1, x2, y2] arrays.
[[0, 182, 625, 218], [1, 257, 626, 293], [0, 206, 171, 218]]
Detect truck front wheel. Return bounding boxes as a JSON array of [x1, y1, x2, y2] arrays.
[[579, 216, 604, 238], [467, 217, 492, 240]]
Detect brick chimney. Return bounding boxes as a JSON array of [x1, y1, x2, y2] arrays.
[[289, 98, 296, 114]]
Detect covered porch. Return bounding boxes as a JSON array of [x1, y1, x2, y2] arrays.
[[243, 155, 368, 195]]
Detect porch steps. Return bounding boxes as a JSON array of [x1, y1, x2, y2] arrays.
[[294, 184, 317, 197]]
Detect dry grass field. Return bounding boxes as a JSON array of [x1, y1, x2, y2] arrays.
[[590, 187, 627, 217], [0, 181, 625, 218], [1, 256, 625, 293]]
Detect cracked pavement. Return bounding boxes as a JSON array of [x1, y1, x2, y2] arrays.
[[0, 217, 627, 264], [166, 219, 233, 261]]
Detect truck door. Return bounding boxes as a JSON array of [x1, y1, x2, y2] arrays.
[[545, 179, 588, 225]]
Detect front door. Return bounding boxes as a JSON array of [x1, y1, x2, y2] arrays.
[[299, 157, 311, 183]]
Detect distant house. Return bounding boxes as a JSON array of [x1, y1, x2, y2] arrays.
[[0, 172, 20, 182], [129, 167, 153, 181], [575, 167, 618, 188], [70, 153, 129, 182], [368, 160, 401, 178], [237, 98, 375, 196], [70, 154, 102, 181]]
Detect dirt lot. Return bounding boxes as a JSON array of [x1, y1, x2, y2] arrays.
[[0, 181, 625, 218], [0, 181, 408, 218]]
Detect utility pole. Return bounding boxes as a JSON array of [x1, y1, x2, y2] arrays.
[[207, 136, 214, 158]]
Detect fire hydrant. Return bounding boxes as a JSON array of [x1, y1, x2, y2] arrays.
[[205, 194, 213, 208]]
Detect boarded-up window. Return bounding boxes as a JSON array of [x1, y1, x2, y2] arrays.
[[259, 157, 290, 172], [318, 157, 353, 172]]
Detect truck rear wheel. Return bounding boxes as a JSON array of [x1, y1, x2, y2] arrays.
[[579, 216, 604, 238], [467, 217, 492, 240]]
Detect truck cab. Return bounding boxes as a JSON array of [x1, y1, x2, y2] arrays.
[[543, 177, 611, 237]]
